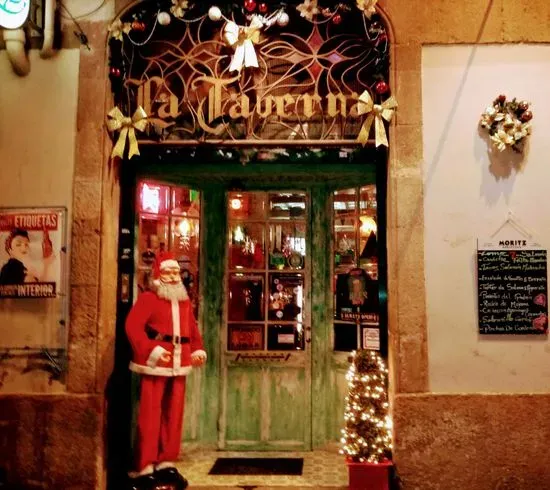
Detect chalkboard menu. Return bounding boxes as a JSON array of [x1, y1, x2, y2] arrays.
[[477, 245, 548, 335]]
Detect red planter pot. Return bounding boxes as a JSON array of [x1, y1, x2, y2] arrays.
[[347, 460, 393, 490]]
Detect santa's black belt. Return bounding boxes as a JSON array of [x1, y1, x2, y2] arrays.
[[145, 325, 190, 344]]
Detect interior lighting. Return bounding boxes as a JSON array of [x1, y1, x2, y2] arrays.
[[142, 183, 160, 214], [178, 217, 191, 237], [231, 197, 243, 210], [360, 216, 377, 235], [234, 225, 244, 242]]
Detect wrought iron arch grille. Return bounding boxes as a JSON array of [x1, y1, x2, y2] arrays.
[[108, 1, 391, 146]]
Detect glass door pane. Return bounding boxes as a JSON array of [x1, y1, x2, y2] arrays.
[[333, 185, 380, 351], [226, 191, 308, 352], [136, 181, 201, 314]]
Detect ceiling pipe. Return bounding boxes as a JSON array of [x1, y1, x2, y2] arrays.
[[40, 0, 56, 59], [3, 0, 57, 76], [3, 28, 30, 76]]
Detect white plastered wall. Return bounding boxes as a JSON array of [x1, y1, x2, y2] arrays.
[[0, 50, 79, 209], [0, 50, 79, 390], [423, 44, 550, 393]]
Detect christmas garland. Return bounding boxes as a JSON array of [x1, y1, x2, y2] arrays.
[[479, 95, 533, 153], [108, 0, 380, 44]]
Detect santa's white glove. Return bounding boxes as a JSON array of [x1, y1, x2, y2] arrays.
[[191, 350, 207, 367], [147, 346, 171, 367]]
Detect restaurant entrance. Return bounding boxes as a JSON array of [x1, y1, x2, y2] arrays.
[[114, 149, 385, 455]]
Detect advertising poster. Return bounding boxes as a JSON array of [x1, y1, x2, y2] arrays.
[[0, 209, 64, 299], [363, 327, 380, 350], [335, 267, 380, 324]]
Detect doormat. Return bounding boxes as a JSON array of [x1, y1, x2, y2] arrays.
[[208, 457, 304, 476]]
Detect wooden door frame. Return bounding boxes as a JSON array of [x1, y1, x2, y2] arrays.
[[111, 147, 386, 461]]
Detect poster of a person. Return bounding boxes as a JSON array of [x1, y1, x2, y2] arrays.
[[0, 210, 64, 299]]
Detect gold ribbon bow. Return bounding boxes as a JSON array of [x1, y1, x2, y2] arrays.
[[223, 17, 262, 73], [106, 106, 148, 159], [356, 92, 398, 147]]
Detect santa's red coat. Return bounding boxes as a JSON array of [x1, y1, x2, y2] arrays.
[[125, 291, 205, 376]]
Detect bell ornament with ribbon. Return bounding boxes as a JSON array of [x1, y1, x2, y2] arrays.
[[223, 16, 263, 73]]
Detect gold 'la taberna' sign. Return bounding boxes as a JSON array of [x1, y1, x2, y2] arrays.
[[129, 75, 372, 135], [111, 5, 393, 145], [126, 74, 397, 147]]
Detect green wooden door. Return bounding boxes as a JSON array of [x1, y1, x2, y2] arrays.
[[221, 190, 311, 450]]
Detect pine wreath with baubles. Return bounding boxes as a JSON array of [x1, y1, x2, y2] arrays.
[[340, 350, 392, 463], [479, 95, 533, 153]]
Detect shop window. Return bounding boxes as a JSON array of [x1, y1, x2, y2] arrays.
[[333, 186, 379, 351], [136, 181, 201, 315], [227, 191, 306, 351]]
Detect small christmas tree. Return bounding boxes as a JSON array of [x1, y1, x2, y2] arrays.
[[340, 349, 392, 463]]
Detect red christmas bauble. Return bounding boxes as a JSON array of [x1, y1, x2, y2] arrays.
[[369, 21, 381, 33], [132, 20, 146, 31], [244, 0, 257, 12], [258, 2, 268, 13], [332, 13, 342, 25], [518, 101, 529, 112], [110, 67, 121, 77], [520, 110, 533, 122], [375, 80, 389, 95]]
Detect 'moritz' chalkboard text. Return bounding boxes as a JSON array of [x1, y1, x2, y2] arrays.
[[499, 239, 527, 247]]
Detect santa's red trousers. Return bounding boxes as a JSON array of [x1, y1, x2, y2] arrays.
[[135, 375, 187, 471]]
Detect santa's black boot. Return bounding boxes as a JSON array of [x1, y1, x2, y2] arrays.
[[127, 473, 157, 490], [154, 467, 188, 490]]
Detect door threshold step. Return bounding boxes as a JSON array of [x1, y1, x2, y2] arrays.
[[189, 486, 348, 489]]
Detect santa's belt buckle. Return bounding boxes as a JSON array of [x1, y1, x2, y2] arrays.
[[173, 336, 190, 345]]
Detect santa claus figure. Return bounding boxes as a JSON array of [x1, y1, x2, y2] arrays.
[[126, 251, 206, 490]]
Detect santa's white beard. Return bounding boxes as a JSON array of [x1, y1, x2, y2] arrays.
[[155, 281, 189, 301]]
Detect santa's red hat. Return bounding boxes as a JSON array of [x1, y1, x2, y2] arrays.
[[152, 251, 180, 280]]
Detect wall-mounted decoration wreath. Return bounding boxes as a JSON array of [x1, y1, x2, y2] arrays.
[[479, 95, 533, 153]]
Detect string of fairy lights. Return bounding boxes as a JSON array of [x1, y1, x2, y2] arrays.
[[340, 350, 392, 463]]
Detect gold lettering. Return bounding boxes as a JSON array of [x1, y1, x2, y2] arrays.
[[193, 75, 240, 123], [208, 85, 216, 123], [229, 93, 250, 119], [327, 93, 348, 117], [127, 77, 367, 134], [145, 77, 165, 118], [300, 93, 322, 119], [346, 92, 362, 118], [196, 97, 225, 135], [157, 92, 181, 119], [274, 94, 295, 117], [137, 85, 146, 114], [126, 78, 149, 115], [193, 75, 239, 134], [256, 95, 273, 117]]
